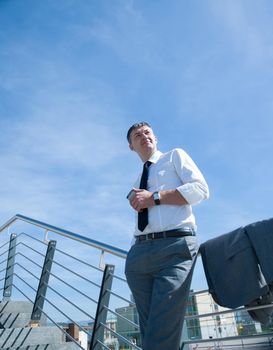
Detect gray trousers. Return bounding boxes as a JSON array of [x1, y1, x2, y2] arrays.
[[125, 236, 198, 350]]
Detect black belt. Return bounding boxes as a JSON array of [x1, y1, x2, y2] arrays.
[[136, 228, 195, 242]]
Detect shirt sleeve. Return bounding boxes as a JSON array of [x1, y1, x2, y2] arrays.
[[172, 148, 209, 205]]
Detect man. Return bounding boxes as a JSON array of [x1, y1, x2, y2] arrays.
[[125, 122, 209, 350]]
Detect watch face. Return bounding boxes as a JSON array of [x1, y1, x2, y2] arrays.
[[154, 192, 159, 200], [153, 192, 160, 204]]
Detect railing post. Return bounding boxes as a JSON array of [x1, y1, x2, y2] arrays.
[[30, 240, 56, 326], [89, 264, 115, 350], [3, 233, 17, 300]]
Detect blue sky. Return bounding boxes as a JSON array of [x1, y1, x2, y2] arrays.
[[1, 0, 273, 290]]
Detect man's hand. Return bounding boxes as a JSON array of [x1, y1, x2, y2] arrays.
[[129, 188, 154, 212], [129, 188, 188, 212]]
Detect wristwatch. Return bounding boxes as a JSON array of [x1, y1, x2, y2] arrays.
[[153, 191, 161, 205]]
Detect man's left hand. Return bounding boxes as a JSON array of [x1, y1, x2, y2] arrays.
[[129, 188, 154, 212]]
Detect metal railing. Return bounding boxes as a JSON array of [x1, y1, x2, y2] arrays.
[[0, 214, 272, 350]]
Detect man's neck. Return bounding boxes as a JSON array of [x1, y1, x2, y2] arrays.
[[139, 149, 157, 162]]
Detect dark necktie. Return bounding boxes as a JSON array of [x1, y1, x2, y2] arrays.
[[138, 161, 152, 231]]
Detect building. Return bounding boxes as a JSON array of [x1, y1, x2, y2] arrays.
[[104, 315, 119, 350], [115, 302, 141, 349], [110, 291, 269, 349]]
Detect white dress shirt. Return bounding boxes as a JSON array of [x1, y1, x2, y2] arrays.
[[133, 148, 209, 236]]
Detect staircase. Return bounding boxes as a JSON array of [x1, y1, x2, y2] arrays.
[[0, 300, 79, 350]]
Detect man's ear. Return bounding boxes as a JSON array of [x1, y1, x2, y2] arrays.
[[129, 143, 134, 151]]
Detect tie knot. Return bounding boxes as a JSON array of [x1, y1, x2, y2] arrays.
[[144, 161, 152, 168]]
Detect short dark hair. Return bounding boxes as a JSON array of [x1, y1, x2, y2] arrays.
[[127, 122, 151, 143]]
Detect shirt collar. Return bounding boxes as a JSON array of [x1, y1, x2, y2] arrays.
[[147, 150, 163, 164]]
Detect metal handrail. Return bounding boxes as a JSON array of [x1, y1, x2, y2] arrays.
[[49, 271, 98, 305], [1, 214, 273, 350], [104, 306, 139, 329], [100, 323, 142, 350], [185, 301, 273, 321], [183, 331, 273, 346], [36, 305, 86, 350], [8, 237, 95, 349], [0, 214, 127, 258]]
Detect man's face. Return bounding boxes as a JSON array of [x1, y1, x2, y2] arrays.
[[129, 125, 157, 158]]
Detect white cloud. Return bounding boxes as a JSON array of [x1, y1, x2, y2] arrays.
[[0, 103, 132, 245], [0, 10, 137, 250]]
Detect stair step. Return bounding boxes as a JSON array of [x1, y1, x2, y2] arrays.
[[2, 341, 81, 349], [0, 301, 47, 328], [0, 313, 47, 329], [0, 301, 33, 314], [0, 326, 65, 348]]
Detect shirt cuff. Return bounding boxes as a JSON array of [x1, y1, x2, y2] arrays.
[[177, 182, 209, 205]]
